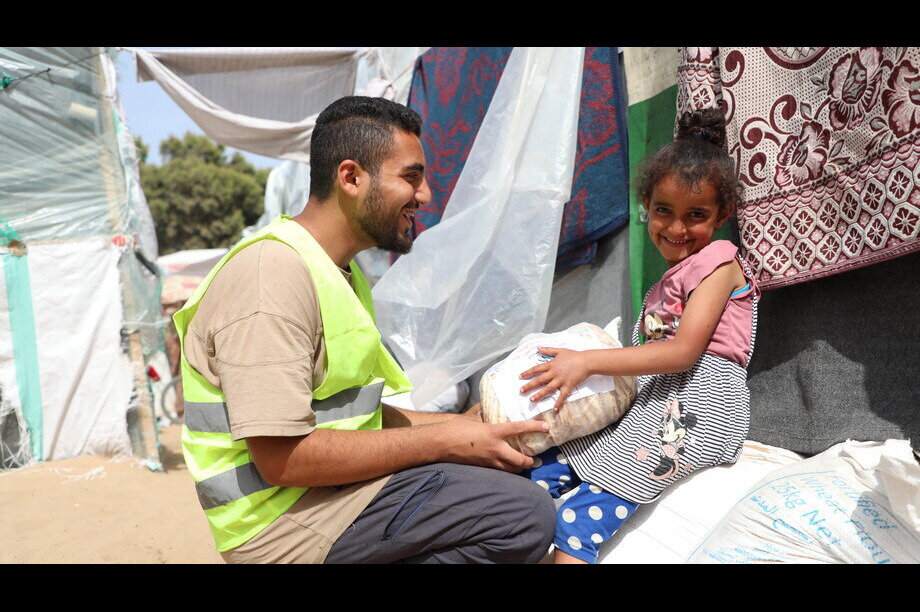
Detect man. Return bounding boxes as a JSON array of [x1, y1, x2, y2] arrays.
[[173, 96, 556, 563]]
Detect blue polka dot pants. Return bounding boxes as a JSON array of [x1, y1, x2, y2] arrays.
[[525, 447, 639, 564]]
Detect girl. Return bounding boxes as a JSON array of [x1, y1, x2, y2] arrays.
[[520, 108, 759, 564]]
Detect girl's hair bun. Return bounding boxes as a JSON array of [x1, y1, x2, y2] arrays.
[[636, 105, 741, 213], [676, 107, 727, 149]]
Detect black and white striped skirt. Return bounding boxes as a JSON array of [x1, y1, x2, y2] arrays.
[[559, 353, 750, 504]]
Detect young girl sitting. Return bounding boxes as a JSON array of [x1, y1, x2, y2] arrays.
[[519, 108, 759, 564]]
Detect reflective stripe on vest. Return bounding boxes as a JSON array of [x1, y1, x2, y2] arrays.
[[197, 462, 272, 510], [184, 380, 386, 434]]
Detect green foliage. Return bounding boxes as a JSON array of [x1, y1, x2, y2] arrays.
[[138, 133, 269, 255], [134, 137, 148, 164]]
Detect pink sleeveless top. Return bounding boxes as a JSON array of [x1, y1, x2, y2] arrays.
[[641, 240, 758, 368]]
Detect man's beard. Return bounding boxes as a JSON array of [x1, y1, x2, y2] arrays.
[[356, 180, 414, 254]]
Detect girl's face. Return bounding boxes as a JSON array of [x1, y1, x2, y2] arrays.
[[645, 174, 731, 267]]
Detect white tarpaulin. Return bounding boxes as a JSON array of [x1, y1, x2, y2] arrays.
[[0, 240, 135, 460], [372, 47, 585, 407], [131, 47, 427, 163]]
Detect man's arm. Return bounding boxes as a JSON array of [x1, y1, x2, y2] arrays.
[[247, 415, 548, 488], [380, 402, 483, 427]]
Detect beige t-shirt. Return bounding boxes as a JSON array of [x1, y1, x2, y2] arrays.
[[185, 238, 391, 563]]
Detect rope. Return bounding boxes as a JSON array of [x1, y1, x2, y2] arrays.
[[1, 49, 108, 91]]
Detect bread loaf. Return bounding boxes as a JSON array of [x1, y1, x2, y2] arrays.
[[480, 322, 637, 456]]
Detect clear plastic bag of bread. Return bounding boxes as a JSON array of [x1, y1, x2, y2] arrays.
[[480, 318, 638, 456]]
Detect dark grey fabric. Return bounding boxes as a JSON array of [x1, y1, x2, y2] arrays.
[[542, 223, 633, 340], [747, 250, 920, 456], [323, 462, 556, 564]]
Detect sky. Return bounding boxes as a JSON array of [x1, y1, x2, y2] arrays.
[[113, 48, 283, 170]]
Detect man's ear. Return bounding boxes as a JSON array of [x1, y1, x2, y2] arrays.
[[337, 160, 362, 197]]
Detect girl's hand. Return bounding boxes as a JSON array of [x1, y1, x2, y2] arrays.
[[519, 347, 591, 411]]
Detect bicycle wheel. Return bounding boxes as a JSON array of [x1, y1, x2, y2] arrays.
[[159, 377, 183, 425]]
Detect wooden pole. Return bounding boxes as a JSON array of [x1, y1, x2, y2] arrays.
[[94, 48, 162, 470]]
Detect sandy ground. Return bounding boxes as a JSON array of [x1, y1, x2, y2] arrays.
[[0, 423, 223, 564]]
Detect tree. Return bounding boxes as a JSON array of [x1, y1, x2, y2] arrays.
[[134, 137, 149, 164], [138, 133, 270, 255]]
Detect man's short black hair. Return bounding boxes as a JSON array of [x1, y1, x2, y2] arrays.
[[309, 96, 423, 201]]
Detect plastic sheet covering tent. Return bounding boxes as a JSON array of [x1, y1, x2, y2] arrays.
[[405, 47, 630, 271], [0, 47, 165, 468]]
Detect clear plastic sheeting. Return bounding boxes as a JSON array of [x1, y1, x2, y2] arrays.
[[372, 47, 585, 407], [119, 244, 165, 359], [108, 56, 159, 262], [131, 47, 427, 163], [0, 277, 32, 469], [353, 248, 393, 288], [0, 48, 148, 246]]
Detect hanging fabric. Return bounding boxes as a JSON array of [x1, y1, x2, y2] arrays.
[[131, 47, 427, 163], [677, 46, 920, 290]]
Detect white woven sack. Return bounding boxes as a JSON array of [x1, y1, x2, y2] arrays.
[[688, 439, 920, 564]]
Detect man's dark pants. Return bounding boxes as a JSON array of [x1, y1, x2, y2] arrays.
[[324, 462, 556, 564]]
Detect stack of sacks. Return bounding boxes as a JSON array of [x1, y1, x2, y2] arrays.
[[596, 439, 920, 564], [688, 439, 920, 564], [480, 319, 637, 456]]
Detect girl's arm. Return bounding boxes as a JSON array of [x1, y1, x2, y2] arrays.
[[520, 260, 744, 410]]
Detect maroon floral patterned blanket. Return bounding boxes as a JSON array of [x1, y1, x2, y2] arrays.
[[678, 47, 920, 290]]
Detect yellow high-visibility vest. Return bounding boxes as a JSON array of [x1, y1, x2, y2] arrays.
[[173, 216, 412, 552]]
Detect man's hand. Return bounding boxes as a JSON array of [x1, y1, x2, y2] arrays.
[[431, 417, 548, 473], [519, 347, 591, 411]]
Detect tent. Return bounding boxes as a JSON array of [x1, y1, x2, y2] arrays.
[[0, 47, 165, 469]]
